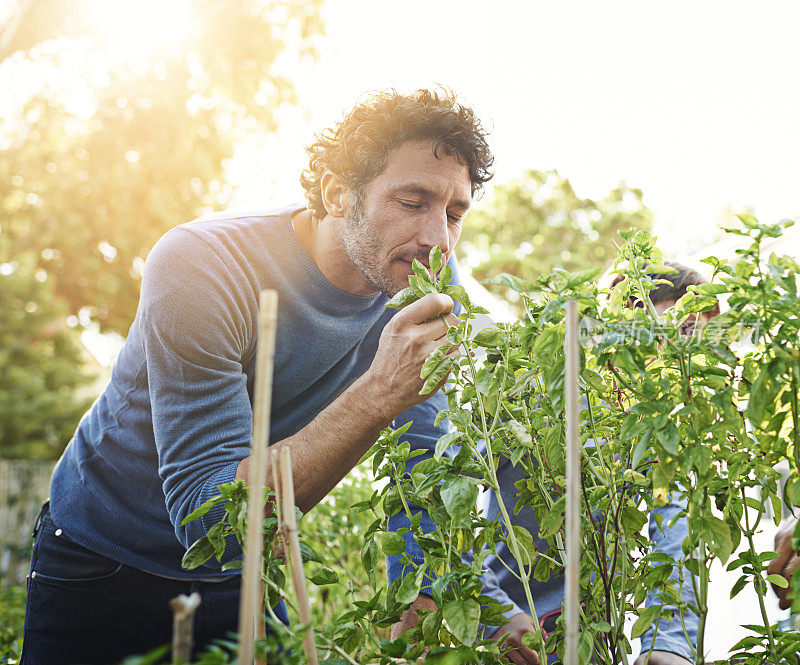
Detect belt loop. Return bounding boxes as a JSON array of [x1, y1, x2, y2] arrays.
[[32, 499, 50, 538]]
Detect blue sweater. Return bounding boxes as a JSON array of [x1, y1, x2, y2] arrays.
[[50, 204, 446, 581]]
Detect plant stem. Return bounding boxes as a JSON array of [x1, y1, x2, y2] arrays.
[[693, 536, 708, 665], [463, 332, 549, 665], [741, 486, 778, 662]]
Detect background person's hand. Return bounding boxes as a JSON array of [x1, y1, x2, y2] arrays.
[[489, 612, 540, 665], [634, 651, 692, 665], [390, 593, 437, 640], [767, 517, 800, 610]]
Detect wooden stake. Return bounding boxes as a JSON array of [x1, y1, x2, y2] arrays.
[[170, 592, 201, 665], [279, 446, 318, 665], [565, 300, 580, 665], [238, 290, 278, 665]]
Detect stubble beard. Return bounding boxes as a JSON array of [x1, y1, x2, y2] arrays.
[[341, 193, 405, 298]]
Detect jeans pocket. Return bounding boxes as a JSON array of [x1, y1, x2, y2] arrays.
[[30, 513, 123, 584]]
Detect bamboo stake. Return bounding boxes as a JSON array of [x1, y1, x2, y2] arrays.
[[279, 446, 318, 665], [564, 300, 580, 665], [238, 290, 278, 665], [170, 592, 201, 665]]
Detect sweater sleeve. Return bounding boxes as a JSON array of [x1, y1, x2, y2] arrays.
[[139, 227, 256, 555]]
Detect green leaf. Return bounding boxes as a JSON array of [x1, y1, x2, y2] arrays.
[[396, 565, 425, 604], [701, 514, 734, 563], [429, 246, 443, 274], [382, 532, 407, 557], [438, 264, 453, 289], [482, 273, 536, 292], [643, 264, 679, 275], [409, 274, 437, 296], [655, 421, 680, 456], [440, 476, 478, 527], [434, 431, 461, 460], [473, 327, 505, 347], [620, 505, 648, 537], [579, 631, 594, 663], [412, 258, 433, 281], [631, 427, 653, 469], [508, 419, 533, 449], [309, 566, 339, 585], [420, 356, 456, 395], [691, 282, 728, 295], [181, 536, 216, 570], [442, 599, 480, 645], [386, 287, 418, 309], [181, 494, 226, 526], [539, 496, 566, 539], [767, 574, 789, 589], [361, 537, 379, 587], [510, 525, 536, 566], [521, 629, 544, 652], [421, 343, 450, 380], [730, 575, 749, 599], [630, 605, 660, 638]]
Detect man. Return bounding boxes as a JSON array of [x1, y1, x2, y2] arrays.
[[22, 88, 493, 664], [481, 263, 720, 665]]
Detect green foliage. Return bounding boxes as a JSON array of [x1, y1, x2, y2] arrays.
[[0, 585, 25, 663], [0, 0, 324, 457], [0, 0, 324, 334], [158, 218, 799, 664], [459, 169, 654, 307], [0, 247, 93, 458]]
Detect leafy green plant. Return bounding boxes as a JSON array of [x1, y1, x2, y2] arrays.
[[174, 218, 800, 664]]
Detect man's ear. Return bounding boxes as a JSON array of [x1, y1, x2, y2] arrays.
[[320, 171, 351, 219]]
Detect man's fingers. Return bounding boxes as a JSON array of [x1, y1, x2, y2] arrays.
[[517, 645, 540, 664], [501, 641, 539, 665], [397, 293, 454, 325]]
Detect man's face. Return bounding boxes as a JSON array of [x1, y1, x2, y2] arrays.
[[340, 140, 472, 297]]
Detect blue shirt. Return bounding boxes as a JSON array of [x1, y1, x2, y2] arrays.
[[50, 203, 448, 581]]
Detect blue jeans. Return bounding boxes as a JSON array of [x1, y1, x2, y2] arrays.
[[21, 502, 288, 665]]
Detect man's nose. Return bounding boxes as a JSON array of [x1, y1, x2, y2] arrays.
[[418, 209, 451, 256]]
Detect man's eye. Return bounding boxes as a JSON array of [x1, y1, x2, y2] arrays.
[[400, 201, 423, 210], [448, 215, 463, 225]]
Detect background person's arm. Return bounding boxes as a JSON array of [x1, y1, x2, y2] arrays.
[[767, 516, 800, 609]]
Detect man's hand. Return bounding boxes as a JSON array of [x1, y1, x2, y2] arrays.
[[634, 652, 691, 665], [489, 612, 540, 665], [390, 594, 437, 640], [767, 517, 800, 610], [367, 292, 459, 416]]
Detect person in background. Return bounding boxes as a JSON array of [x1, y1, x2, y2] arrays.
[[482, 262, 720, 665]]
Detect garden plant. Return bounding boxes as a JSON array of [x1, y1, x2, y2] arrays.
[[161, 216, 799, 665]]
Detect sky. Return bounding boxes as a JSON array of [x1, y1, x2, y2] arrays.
[[230, 0, 800, 259]]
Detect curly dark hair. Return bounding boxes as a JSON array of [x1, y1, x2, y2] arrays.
[[300, 88, 494, 219]]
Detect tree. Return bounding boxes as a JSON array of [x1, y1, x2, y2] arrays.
[[1, 0, 324, 334], [458, 169, 655, 302], [0, 1, 324, 457], [0, 245, 94, 459]]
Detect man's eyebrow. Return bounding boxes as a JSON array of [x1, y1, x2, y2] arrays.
[[393, 184, 471, 210]]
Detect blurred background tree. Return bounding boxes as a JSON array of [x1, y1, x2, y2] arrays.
[[458, 169, 655, 303], [0, 0, 324, 457]]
